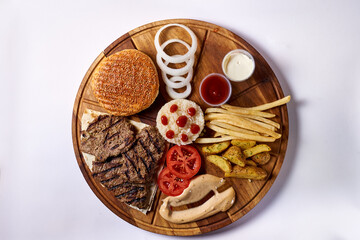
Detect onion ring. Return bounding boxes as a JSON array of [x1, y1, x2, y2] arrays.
[[154, 23, 197, 64], [162, 54, 193, 89], [166, 83, 192, 99], [162, 71, 193, 89], [156, 39, 194, 76]]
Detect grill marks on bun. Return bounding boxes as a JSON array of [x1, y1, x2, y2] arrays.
[[91, 49, 159, 116]]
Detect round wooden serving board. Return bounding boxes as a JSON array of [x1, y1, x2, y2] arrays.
[[72, 19, 289, 236]]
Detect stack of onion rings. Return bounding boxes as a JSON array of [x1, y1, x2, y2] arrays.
[[154, 24, 197, 99]]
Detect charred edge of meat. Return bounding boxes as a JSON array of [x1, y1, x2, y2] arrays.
[[133, 147, 150, 174], [145, 129, 162, 154], [124, 170, 130, 180], [114, 187, 145, 198], [126, 197, 147, 205], [100, 176, 117, 184], [87, 115, 109, 131], [103, 132, 120, 144], [92, 163, 123, 177], [101, 118, 125, 133], [93, 156, 118, 165], [139, 139, 156, 163], [108, 182, 128, 191], [124, 152, 143, 180], [110, 144, 120, 150]]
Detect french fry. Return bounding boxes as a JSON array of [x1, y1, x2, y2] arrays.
[[246, 118, 277, 131], [202, 141, 231, 154], [210, 120, 260, 136], [195, 136, 239, 144], [206, 108, 280, 129], [213, 132, 223, 137], [206, 155, 232, 173], [231, 139, 257, 150], [243, 144, 271, 158], [206, 114, 281, 139], [225, 165, 267, 180], [246, 95, 291, 111], [222, 146, 246, 167], [238, 114, 280, 129], [206, 123, 276, 142], [206, 108, 234, 114], [221, 105, 276, 118]]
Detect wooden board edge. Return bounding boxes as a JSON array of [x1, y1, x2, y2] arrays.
[[71, 18, 290, 236]]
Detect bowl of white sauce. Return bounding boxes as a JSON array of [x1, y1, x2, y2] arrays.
[[222, 49, 255, 82]]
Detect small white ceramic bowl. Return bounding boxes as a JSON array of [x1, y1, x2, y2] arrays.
[[222, 49, 255, 82]]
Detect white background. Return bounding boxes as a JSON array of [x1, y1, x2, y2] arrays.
[[1, 0, 359, 239]]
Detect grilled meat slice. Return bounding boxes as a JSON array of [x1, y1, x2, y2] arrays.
[[91, 126, 166, 208], [110, 183, 148, 209], [92, 154, 146, 184], [80, 115, 136, 162]]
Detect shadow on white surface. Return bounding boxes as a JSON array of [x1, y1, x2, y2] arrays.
[[197, 31, 301, 237]]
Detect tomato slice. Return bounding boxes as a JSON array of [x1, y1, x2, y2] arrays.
[[166, 145, 201, 179], [157, 167, 190, 196]]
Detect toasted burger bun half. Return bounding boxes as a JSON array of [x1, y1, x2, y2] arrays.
[[91, 49, 159, 116]]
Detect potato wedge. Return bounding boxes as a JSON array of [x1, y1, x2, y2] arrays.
[[251, 152, 271, 165], [246, 160, 258, 166], [222, 146, 246, 167], [206, 155, 232, 173], [231, 139, 257, 150], [202, 141, 231, 154], [225, 165, 267, 180], [243, 144, 271, 158]]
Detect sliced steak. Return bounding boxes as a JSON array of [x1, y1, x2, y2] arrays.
[[91, 125, 166, 209], [80, 115, 136, 162]]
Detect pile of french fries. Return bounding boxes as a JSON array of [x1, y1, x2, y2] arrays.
[[195, 95, 291, 143], [202, 140, 272, 180], [197, 95, 291, 180]]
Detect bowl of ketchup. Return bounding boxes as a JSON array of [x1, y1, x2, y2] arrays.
[[199, 73, 232, 106]]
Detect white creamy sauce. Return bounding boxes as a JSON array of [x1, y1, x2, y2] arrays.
[[224, 52, 255, 81], [159, 174, 235, 224]]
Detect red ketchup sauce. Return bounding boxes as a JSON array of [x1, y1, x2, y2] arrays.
[[187, 107, 196, 116], [166, 130, 175, 139], [161, 115, 168, 125], [176, 116, 188, 127], [200, 74, 231, 105], [190, 124, 200, 134], [181, 134, 188, 142], [170, 104, 178, 113]]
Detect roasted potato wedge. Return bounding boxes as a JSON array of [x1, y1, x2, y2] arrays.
[[202, 141, 231, 154], [231, 139, 257, 150], [206, 155, 232, 173], [243, 144, 271, 158], [246, 160, 258, 166], [251, 152, 271, 165], [225, 165, 267, 180], [222, 146, 246, 167]]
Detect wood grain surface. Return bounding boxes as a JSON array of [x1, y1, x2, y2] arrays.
[[72, 19, 289, 236]]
